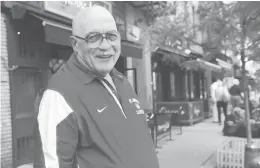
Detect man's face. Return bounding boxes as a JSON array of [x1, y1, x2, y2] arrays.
[[73, 14, 121, 77]]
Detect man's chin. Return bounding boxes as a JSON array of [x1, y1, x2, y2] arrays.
[[95, 68, 113, 77]]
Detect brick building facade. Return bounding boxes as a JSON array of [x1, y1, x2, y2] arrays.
[[1, 12, 13, 168]]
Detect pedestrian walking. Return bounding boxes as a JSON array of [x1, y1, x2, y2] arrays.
[[215, 78, 230, 125], [35, 6, 159, 168], [210, 79, 219, 123]]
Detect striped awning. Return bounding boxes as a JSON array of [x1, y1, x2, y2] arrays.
[[31, 13, 72, 46], [216, 58, 233, 71], [180, 59, 222, 72], [152, 44, 189, 66]]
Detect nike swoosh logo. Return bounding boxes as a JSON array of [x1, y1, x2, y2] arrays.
[[97, 106, 107, 113]]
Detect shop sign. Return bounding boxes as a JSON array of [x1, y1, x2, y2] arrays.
[[43, 1, 111, 20], [156, 103, 188, 116], [156, 102, 191, 124], [126, 24, 141, 43], [157, 105, 180, 114]]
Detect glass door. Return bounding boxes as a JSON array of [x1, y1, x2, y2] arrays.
[[170, 72, 176, 99], [124, 68, 138, 94]]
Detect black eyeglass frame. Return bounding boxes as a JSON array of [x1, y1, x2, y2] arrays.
[[73, 30, 120, 46]]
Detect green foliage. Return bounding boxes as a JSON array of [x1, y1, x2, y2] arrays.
[[199, 2, 260, 61], [143, 2, 200, 53], [145, 1, 260, 63], [143, 1, 177, 25]]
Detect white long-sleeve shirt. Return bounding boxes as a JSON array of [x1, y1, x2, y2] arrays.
[[211, 80, 230, 102]]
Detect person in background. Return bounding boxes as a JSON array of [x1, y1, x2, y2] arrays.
[[210, 78, 219, 123], [35, 6, 159, 168], [34, 58, 65, 114], [224, 84, 260, 137], [215, 77, 230, 125]]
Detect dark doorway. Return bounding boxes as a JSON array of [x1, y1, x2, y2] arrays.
[[10, 13, 74, 167], [115, 56, 126, 75], [54, 44, 73, 61], [114, 56, 138, 94]]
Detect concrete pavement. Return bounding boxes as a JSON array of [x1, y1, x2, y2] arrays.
[[156, 118, 228, 168]]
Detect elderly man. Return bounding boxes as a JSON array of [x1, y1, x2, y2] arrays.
[[35, 6, 159, 168]]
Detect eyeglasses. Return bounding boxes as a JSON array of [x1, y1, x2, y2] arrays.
[[74, 31, 120, 48]]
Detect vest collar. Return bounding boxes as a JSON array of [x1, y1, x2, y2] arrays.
[[67, 52, 124, 85]]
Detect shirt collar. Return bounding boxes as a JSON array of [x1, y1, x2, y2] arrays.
[[67, 52, 124, 85]]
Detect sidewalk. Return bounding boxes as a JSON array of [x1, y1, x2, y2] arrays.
[[156, 118, 228, 168], [18, 118, 227, 168]]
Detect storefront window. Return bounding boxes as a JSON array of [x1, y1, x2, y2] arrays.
[[152, 72, 157, 91], [192, 71, 205, 100], [204, 75, 207, 98], [185, 71, 189, 99], [170, 72, 176, 98], [157, 72, 163, 101], [200, 73, 204, 99], [190, 71, 195, 100], [126, 68, 137, 94]]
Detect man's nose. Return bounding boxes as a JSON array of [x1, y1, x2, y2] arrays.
[[99, 38, 111, 50]]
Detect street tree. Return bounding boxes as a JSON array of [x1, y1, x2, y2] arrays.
[[143, 1, 260, 63], [142, 2, 198, 52]]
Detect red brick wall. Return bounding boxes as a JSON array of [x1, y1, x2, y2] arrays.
[[1, 12, 13, 168]]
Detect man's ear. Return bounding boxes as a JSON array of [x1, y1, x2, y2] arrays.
[[70, 36, 78, 51]]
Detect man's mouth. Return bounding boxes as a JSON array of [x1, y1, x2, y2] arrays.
[[96, 55, 113, 59]]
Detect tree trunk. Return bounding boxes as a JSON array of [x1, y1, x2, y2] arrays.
[[240, 18, 252, 143]]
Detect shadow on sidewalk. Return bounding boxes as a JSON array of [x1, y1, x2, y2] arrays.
[[155, 127, 183, 153], [200, 152, 217, 168]]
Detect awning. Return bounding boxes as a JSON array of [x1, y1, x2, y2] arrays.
[[153, 44, 189, 65], [216, 58, 233, 71], [120, 41, 143, 59], [154, 44, 189, 58], [180, 58, 222, 72], [31, 13, 143, 58], [31, 13, 72, 46]]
